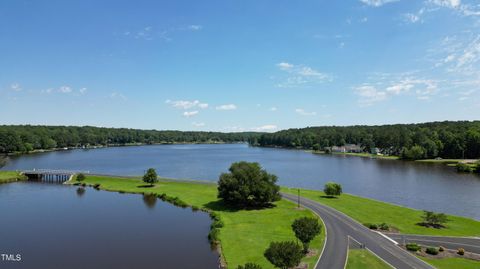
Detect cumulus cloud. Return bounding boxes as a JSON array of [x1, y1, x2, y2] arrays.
[[110, 92, 127, 100], [188, 25, 203, 31], [79, 88, 87, 94], [59, 86, 72, 93], [354, 85, 388, 106], [215, 104, 237, 110], [295, 108, 317, 116], [183, 111, 199, 117], [166, 99, 209, 110], [10, 83, 21, 91], [359, 0, 399, 7], [251, 125, 278, 132], [275, 62, 331, 88], [269, 107, 278, 111]]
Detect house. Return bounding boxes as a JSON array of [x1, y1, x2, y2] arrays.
[[331, 144, 363, 153]]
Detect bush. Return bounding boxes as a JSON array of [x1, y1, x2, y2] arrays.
[[456, 163, 474, 173], [208, 228, 219, 242], [364, 223, 378, 229], [191, 205, 199, 212], [406, 243, 421, 252], [93, 183, 101, 190], [264, 241, 304, 269], [426, 247, 439, 255], [323, 182, 342, 197], [76, 173, 86, 181], [237, 263, 262, 269], [378, 223, 389, 230], [421, 211, 449, 228], [217, 162, 281, 207], [211, 219, 224, 229], [457, 248, 465, 255], [439, 246, 445, 252]]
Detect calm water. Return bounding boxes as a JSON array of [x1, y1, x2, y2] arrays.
[[2, 143, 480, 219], [0, 182, 218, 269]]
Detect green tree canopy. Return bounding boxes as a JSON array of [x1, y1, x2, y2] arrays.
[[291, 217, 322, 253], [324, 182, 342, 197], [264, 241, 303, 269], [236, 263, 262, 269], [143, 168, 158, 186], [217, 162, 281, 207]]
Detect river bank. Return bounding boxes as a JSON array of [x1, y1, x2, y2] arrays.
[[67, 174, 325, 269], [0, 171, 26, 184]]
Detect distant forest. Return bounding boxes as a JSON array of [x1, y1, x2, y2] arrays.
[[0, 125, 259, 154], [253, 121, 480, 160], [1, 121, 480, 160]]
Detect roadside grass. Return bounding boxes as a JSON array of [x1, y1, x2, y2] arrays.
[[282, 188, 480, 237], [420, 257, 480, 269], [0, 171, 26, 184], [72, 175, 325, 269], [346, 249, 392, 269]]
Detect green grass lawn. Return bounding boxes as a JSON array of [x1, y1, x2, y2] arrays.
[[346, 249, 392, 269], [0, 171, 26, 184], [282, 187, 480, 237], [73, 175, 325, 269], [420, 257, 480, 269], [332, 152, 399, 160]]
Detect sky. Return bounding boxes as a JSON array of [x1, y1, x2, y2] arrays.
[[1, 0, 479, 132]]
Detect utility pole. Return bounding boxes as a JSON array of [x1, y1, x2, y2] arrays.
[[297, 188, 300, 209]]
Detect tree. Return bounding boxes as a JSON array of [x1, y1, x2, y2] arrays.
[[291, 217, 322, 253], [217, 162, 281, 207], [143, 168, 158, 186], [236, 263, 263, 269], [264, 241, 303, 269], [76, 173, 86, 181], [421, 211, 449, 228], [323, 182, 342, 197]]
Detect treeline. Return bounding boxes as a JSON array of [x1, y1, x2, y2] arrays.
[[252, 121, 480, 160], [0, 125, 260, 154]]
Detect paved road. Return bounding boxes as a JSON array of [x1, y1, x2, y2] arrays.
[[385, 233, 480, 254], [281, 193, 434, 269]]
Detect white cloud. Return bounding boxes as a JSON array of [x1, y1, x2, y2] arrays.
[[216, 104, 237, 110], [269, 107, 277, 111], [295, 108, 317, 116], [354, 85, 387, 106], [188, 25, 203, 31], [404, 13, 421, 23], [79, 88, 87, 94], [192, 122, 205, 127], [430, 0, 461, 8], [166, 100, 209, 110], [276, 62, 331, 88], [360, 17, 368, 23], [10, 83, 21, 91], [59, 86, 72, 93], [183, 111, 199, 117], [251, 125, 278, 132], [110, 92, 127, 100], [360, 0, 398, 7]]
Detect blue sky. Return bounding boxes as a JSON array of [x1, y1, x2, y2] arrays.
[[1, 0, 479, 132]]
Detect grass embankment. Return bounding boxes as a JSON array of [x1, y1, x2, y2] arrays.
[[282, 188, 480, 237], [332, 152, 399, 160], [346, 249, 392, 269], [0, 171, 27, 184], [420, 257, 480, 269], [72, 176, 325, 269]]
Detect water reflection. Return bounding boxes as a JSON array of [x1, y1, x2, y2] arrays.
[[142, 193, 157, 209], [76, 187, 86, 197]]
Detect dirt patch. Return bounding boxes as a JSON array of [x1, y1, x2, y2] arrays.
[[293, 262, 308, 269], [305, 249, 318, 258]]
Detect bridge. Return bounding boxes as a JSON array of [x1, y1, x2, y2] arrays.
[[22, 169, 89, 183]]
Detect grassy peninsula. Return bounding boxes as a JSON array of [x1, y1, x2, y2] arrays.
[[0, 171, 26, 184], [282, 187, 480, 237], [69, 175, 325, 269]]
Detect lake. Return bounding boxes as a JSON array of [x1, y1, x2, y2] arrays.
[[0, 182, 218, 269], [2, 143, 480, 219]]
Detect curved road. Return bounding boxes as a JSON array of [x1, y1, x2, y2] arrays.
[[281, 193, 434, 269]]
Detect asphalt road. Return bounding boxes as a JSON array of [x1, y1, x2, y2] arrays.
[[385, 233, 480, 254], [281, 193, 434, 269]]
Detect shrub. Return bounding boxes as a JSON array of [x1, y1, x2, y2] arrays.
[[421, 211, 449, 228], [426, 247, 439, 255], [439, 246, 445, 252], [406, 243, 421, 252], [264, 241, 304, 269], [93, 183, 101, 190], [76, 173, 86, 181], [211, 219, 224, 229], [378, 223, 389, 230], [208, 228, 219, 242], [237, 263, 262, 269], [217, 162, 281, 207], [191, 205, 199, 212], [323, 182, 342, 197], [457, 248, 465, 255], [364, 223, 378, 229], [456, 163, 473, 173]]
